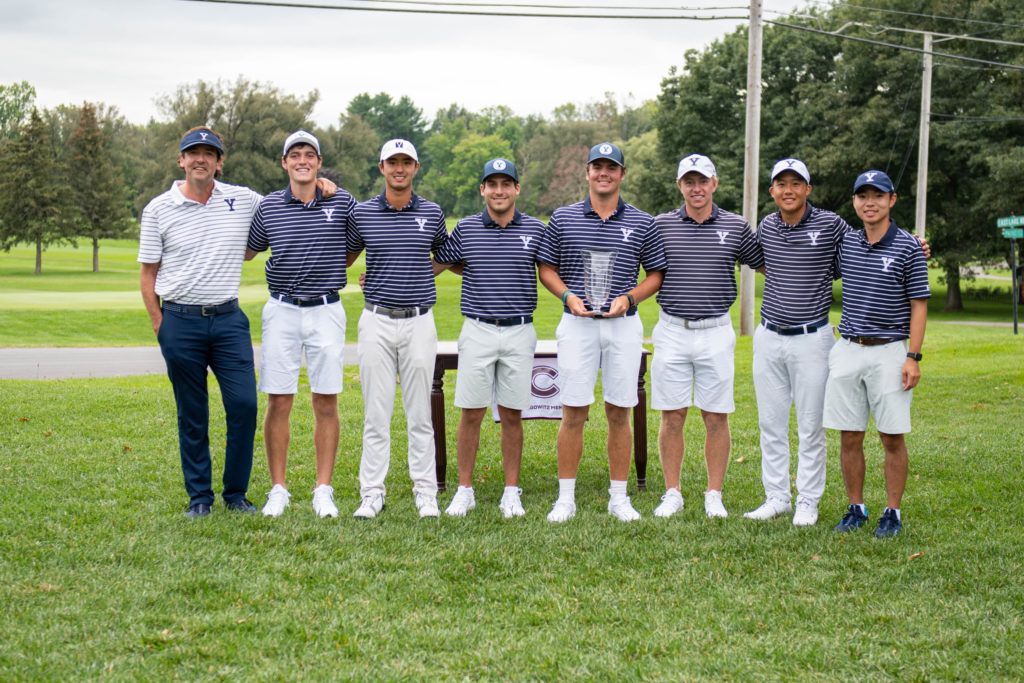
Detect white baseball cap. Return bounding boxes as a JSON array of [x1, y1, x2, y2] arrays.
[[770, 158, 811, 184], [379, 138, 419, 162], [282, 130, 320, 156], [676, 154, 717, 180]]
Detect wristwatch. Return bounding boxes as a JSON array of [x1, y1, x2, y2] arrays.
[[906, 352, 923, 361]]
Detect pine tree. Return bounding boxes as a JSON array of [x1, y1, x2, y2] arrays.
[[0, 109, 73, 274], [67, 103, 134, 272]]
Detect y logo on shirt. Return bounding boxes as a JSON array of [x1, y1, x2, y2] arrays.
[[322, 208, 335, 222], [620, 228, 634, 242], [880, 256, 895, 272], [519, 236, 533, 250], [716, 231, 729, 245], [224, 198, 236, 212], [808, 231, 821, 245], [415, 218, 428, 232]]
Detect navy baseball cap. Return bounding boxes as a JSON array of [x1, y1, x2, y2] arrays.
[[180, 128, 224, 154], [587, 142, 624, 166], [853, 170, 895, 193], [481, 158, 518, 183]]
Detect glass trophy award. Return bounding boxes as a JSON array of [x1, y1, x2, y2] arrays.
[[581, 249, 616, 317]]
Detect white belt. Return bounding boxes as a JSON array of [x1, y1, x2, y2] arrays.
[[660, 311, 731, 329]]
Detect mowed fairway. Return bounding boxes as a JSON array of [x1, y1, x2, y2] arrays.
[[1, 240, 1023, 679]]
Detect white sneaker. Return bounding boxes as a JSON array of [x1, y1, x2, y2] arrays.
[[608, 495, 641, 522], [499, 488, 526, 518], [262, 484, 290, 517], [353, 493, 384, 519], [654, 489, 685, 518], [743, 495, 792, 521], [445, 487, 476, 517], [547, 498, 576, 523], [792, 497, 819, 527], [415, 492, 440, 518], [311, 484, 338, 518], [704, 490, 729, 518]]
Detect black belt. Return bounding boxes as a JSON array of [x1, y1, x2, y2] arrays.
[[272, 292, 340, 307], [467, 315, 533, 327], [365, 303, 431, 319], [162, 299, 239, 316], [761, 318, 830, 336], [842, 335, 902, 346]]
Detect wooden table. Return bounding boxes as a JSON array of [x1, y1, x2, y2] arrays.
[[431, 340, 650, 492]]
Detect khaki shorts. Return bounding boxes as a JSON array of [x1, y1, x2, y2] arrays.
[[823, 338, 912, 434], [455, 318, 537, 410], [259, 297, 346, 395]]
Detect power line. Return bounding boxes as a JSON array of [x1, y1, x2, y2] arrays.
[[343, 0, 749, 9], [182, 0, 748, 19], [823, 1, 1024, 32], [931, 113, 1024, 122], [837, 21, 1024, 49], [766, 20, 1024, 72]]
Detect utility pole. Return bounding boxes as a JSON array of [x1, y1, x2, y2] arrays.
[[739, 0, 764, 335], [914, 32, 933, 239]]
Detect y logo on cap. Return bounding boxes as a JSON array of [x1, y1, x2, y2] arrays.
[[493, 160, 507, 171], [415, 218, 428, 232], [689, 156, 701, 166], [200, 132, 209, 141], [864, 172, 878, 182], [600, 144, 613, 155]]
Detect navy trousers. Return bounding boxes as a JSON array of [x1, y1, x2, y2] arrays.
[[157, 305, 257, 506]]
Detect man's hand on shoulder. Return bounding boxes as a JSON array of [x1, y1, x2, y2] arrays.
[[316, 177, 338, 199]]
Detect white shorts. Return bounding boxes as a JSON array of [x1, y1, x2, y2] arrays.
[[823, 338, 912, 434], [258, 297, 346, 395], [455, 319, 537, 410], [651, 312, 736, 413], [555, 312, 643, 408]]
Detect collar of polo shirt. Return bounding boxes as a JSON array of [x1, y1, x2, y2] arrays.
[[778, 202, 813, 228], [376, 192, 421, 212], [679, 203, 720, 225], [583, 195, 626, 218], [859, 219, 900, 247], [284, 185, 322, 206], [483, 208, 522, 228]]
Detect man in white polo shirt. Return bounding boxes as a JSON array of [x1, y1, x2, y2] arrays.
[[824, 170, 929, 538], [346, 139, 449, 519], [139, 127, 263, 518], [651, 154, 764, 520], [537, 142, 666, 523], [433, 158, 545, 518], [245, 131, 356, 519]]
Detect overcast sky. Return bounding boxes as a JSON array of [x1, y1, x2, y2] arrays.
[[1, 0, 805, 127]]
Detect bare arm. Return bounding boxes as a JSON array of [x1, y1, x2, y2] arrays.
[[432, 259, 453, 277], [346, 251, 362, 268], [140, 262, 162, 336], [539, 262, 590, 317], [244, 248, 258, 261], [316, 177, 337, 199], [606, 270, 664, 317], [902, 298, 928, 390]]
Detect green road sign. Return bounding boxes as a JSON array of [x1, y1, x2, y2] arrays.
[[997, 216, 1024, 228], [1003, 228, 1024, 239]]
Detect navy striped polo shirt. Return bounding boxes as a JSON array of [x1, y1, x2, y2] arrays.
[[247, 186, 356, 297], [434, 208, 545, 318], [757, 203, 852, 326], [654, 204, 764, 319], [346, 192, 448, 308], [537, 196, 667, 314], [836, 220, 930, 340]]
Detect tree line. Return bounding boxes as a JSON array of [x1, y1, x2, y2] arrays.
[[0, 0, 1020, 308]]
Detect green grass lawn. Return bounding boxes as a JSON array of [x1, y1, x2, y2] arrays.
[[2, 321, 1023, 679], [0, 239, 1018, 346]]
